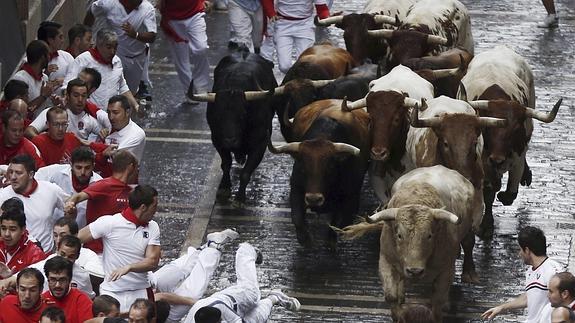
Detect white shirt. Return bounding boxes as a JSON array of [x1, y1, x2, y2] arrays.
[[28, 253, 95, 298], [30, 108, 101, 141], [77, 247, 105, 278], [91, 0, 157, 57], [10, 70, 49, 104], [89, 213, 160, 292], [63, 51, 129, 111], [48, 50, 75, 81], [105, 119, 146, 162], [34, 164, 102, 228], [525, 258, 564, 323], [0, 181, 68, 252], [276, 0, 327, 19]]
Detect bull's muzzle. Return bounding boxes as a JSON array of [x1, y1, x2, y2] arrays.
[[489, 154, 505, 166], [370, 147, 390, 161], [405, 267, 425, 278], [305, 193, 325, 207]]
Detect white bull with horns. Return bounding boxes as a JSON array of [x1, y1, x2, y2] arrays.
[[337, 165, 482, 322]]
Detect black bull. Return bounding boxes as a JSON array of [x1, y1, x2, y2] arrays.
[[203, 50, 278, 203]]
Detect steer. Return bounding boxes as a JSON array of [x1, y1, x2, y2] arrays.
[[338, 165, 482, 322], [368, 0, 474, 73], [273, 44, 356, 141], [192, 50, 277, 205], [458, 45, 563, 239], [268, 99, 370, 249], [343, 64, 434, 204], [315, 0, 415, 65]]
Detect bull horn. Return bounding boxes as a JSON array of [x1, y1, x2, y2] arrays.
[[432, 209, 460, 224], [403, 97, 420, 108], [316, 15, 344, 26], [430, 67, 459, 79], [458, 83, 468, 102], [525, 97, 563, 123], [410, 102, 441, 128], [268, 142, 301, 154], [272, 85, 286, 96], [244, 90, 270, 101], [191, 93, 216, 102], [478, 117, 508, 128], [367, 208, 398, 223], [468, 100, 490, 110], [426, 34, 448, 45], [333, 143, 361, 156], [310, 79, 334, 88], [344, 97, 367, 111], [367, 29, 395, 39], [373, 14, 396, 25]]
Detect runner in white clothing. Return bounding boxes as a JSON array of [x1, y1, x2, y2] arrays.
[[104, 95, 146, 163], [37, 21, 75, 84], [482, 226, 564, 322], [539, 272, 575, 323], [78, 185, 160, 312], [63, 29, 139, 112], [0, 155, 70, 252], [35, 147, 103, 228], [88, 0, 157, 94], [186, 243, 301, 323], [261, 0, 330, 73]]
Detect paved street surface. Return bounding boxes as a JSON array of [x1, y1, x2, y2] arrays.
[[138, 0, 575, 321]]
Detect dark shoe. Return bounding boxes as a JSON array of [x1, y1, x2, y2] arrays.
[[254, 247, 263, 265]]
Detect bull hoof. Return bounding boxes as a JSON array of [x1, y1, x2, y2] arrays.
[[521, 168, 532, 186], [497, 191, 518, 206], [462, 269, 480, 284], [476, 223, 494, 241]]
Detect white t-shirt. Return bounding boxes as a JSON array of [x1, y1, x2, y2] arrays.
[[34, 164, 102, 228], [28, 253, 95, 298], [89, 213, 160, 292], [30, 108, 101, 141], [105, 120, 146, 162], [63, 51, 129, 111], [48, 50, 75, 81], [0, 181, 69, 252], [525, 258, 564, 323], [91, 0, 157, 57], [10, 70, 49, 104], [77, 247, 105, 278]]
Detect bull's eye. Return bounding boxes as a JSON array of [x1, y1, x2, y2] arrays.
[[428, 234, 432, 240], [397, 233, 402, 240], [443, 140, 449, 149]]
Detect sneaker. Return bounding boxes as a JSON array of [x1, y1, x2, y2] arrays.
[[537, 14, 558, 28], [269, 290, 301, 311], [206, 228, 239, 249]]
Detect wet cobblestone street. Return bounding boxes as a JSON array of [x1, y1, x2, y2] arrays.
[[138, 0, 575, 321]]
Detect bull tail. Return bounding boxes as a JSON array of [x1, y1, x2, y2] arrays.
[[331, 221, 383, 240]]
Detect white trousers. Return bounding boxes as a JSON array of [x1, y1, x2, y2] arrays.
[[167, 13, 211, 94], [150, 246, 222, 322], [185, 243, 273, 323], [228, 0, 264, 51], [100, 287, 148, 313], [274, 17, 316, 73], [259, 20, 275, 62], [118, 51, 147, 93]]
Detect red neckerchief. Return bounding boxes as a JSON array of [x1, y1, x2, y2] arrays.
[[4, 230, 30, 255], [71, 173, 90, 192], [0, 100, 9, 110], [20, 179, 39, 198], [65, 47, 74, 56], [85, 101, 100, 118], [88, 48, 113, 67], [20, 63, 42, 81], [120, 0, 137, 12], [49, 50, 59, 61], [121, 207, 149, 227]]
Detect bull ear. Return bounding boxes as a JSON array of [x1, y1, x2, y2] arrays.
[[367, 208, 398, 223], [432, 208, 461, 224]]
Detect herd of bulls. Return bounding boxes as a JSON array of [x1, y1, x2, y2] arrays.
[[191, 0, 564, 321]]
